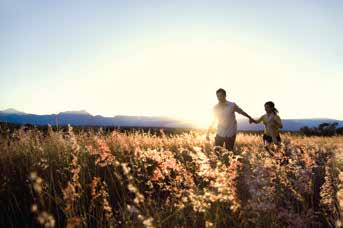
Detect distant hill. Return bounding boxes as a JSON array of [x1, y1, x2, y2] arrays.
[[238, 118, 343, 131], [1, 108, 26, 115], [0, 109, 342, 131], [0, 109, 195, 128]]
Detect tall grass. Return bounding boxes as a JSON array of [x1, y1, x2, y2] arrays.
[[0, 126, 342, 227]]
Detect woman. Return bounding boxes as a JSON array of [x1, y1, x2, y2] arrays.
[[251, 101, 283, 146]]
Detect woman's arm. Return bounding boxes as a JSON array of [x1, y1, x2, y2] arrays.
[[271, 115, 283, 128], [272, 115, 283, 128], [253, 115, 264, 124]]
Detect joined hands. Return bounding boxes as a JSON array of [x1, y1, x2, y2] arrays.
[[249, 118, 257, 124]]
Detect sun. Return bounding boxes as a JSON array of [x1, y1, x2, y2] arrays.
[[185, 114, 212, 129]]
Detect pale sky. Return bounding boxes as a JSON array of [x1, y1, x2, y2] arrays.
[[1, 0, 342, 127]]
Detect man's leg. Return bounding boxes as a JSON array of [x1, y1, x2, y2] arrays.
[[225, 134, 236, 151], [214, 135, 226, 156], [215, 135, 225, 147]]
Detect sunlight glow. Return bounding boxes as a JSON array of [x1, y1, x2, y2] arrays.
[[2, 1, 342, 121], [87, 35, 288, 123]]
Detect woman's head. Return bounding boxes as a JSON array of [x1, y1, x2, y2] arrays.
[[264, 101, 278, 114]]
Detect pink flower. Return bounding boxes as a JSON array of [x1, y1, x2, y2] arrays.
[[151, 168, 164, 181]]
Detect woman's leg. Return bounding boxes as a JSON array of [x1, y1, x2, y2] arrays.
[[263, 134, 273, 153], [263, 134, 272, 146]]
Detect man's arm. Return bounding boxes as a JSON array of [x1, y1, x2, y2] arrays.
[[206, 110, 217, 140], [234, 104, 256, 123], [206, 119, 216, 138]]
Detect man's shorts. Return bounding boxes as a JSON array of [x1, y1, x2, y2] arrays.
[[215, 134, 236, 151]]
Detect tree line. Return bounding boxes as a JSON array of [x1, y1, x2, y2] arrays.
[[300, 122, 343, 136]]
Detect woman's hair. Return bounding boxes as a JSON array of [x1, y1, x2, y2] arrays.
[[265, 101, 278, 114]]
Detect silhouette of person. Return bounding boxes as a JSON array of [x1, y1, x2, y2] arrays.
[[206, 88, 254, 152], [251, 101, 283, 147]]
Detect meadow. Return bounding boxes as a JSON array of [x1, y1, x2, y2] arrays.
[[1, 126, 343, 227]]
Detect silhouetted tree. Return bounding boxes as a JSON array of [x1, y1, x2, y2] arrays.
[[300, 126, 312, 135], [336, 127, 343, 135], [300, 122, 339, 136]]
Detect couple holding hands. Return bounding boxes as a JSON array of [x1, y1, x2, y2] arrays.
[[206, 88, 283, 151]]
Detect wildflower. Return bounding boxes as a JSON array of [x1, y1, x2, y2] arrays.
[[31, 204, 38, 213], [151, 168, 164, 181], [142, 217, 154, 228], [339, 172, 343, 182], [30, 172, 38, 181], [66, 216, 81, 228], [206, 221, 214, 227], [127, 204, 140, 215], [37, 211, 55, 228]]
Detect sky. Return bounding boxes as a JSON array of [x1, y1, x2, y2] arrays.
[[1, 0, 342, 127]]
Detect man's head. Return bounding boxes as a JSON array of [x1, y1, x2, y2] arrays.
[[216, 88, 226, 103]]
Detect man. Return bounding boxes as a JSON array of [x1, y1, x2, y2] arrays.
[[206, 88, 254, 151]]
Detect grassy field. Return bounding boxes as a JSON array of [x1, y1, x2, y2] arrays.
[[1, 126, 343, 227]]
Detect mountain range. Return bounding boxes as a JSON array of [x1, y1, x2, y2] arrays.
[[1, 108, 342, 131]]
